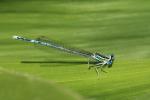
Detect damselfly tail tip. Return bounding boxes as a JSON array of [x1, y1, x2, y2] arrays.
[[12, 35, 19, 40]]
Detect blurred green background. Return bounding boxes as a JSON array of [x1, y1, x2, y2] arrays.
[[0, 0, 150, 100]]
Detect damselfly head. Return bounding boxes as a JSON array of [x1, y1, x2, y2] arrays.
[[108, 54, 115, 68]]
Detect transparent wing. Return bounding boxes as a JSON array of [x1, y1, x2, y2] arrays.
[[35, 36, 93, 58]]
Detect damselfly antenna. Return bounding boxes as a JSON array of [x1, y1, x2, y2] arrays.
[[13, 35, 115, 78]]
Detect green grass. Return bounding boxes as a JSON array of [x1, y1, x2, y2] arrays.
[[0, 67, 83, 100], [0, 0, 150, 100]]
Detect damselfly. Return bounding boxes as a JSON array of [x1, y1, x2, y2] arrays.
[[13, 35, 115, 78]]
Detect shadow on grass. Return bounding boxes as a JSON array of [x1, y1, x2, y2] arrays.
[[21, 60, 96, 64]]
